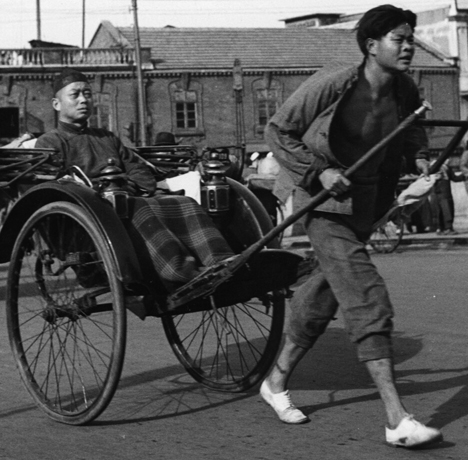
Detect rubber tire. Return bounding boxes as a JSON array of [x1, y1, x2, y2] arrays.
[[162, 183, 285, 392], [369, 209, 405, 253], [6, 201, 126, 425]]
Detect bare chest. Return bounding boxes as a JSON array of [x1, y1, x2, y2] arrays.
[[336, 92, 399, 149]]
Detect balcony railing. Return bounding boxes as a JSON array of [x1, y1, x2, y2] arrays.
[[0, 47, 152, 67]]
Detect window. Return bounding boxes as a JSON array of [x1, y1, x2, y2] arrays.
[[174, 91, 198, 129], [0, 107, 20, 138], [254, 85, 280, 136], [257, 89, 279, 127], [252, 76, 282, 137], [169, 78, 204, 137], [89, 93, 112, 131]]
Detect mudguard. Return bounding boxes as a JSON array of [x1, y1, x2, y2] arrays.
[[0, 181, 145, 289], [226, 177, 281, 249]]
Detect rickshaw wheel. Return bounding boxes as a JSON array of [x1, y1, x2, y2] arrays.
[[369, 208, 405, 253], [162, 179, 286, 392], [162, 290, 285, 392], [6, 201, 126, 425]]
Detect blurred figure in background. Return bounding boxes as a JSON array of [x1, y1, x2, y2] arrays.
[[431, 159, 464, 235]]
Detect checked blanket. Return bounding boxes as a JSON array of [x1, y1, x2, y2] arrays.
[[127, 195, 234, 290]]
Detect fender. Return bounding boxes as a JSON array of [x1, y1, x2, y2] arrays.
[[0, 181, 145, 289], [226, 177, 281, 249]]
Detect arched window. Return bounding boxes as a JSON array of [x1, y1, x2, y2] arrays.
[[89, 80, 118, 135], [89, 92, 112, 131], [252, 76, 282, 136], [257, 88, 279, 127], [169, 75, 204, 137]]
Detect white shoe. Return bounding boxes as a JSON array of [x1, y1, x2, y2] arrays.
[[260, 380, 309, 424], [386, 415, 442, 448]]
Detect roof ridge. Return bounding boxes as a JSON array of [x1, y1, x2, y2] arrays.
[[94, 23, 452, 70]]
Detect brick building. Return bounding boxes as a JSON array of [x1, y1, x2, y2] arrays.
[[0, 21, 459, 157]]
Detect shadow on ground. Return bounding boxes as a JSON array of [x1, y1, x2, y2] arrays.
[[86, 327, 468, 430]]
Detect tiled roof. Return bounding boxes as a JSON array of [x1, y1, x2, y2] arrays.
[[113, 27, 450, 71]]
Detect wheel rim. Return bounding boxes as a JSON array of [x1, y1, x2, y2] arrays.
[[6, 203, 126, 424], [163, 291, 284, 392], [369, 214, 404, 253]]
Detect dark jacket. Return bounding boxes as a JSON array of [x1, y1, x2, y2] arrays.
[[36, 121, 157, 195], [265, 62, 429, 221]]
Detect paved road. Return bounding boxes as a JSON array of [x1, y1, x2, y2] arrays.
[[1, 249, 468, 460]]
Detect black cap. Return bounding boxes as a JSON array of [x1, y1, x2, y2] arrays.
[[154, 132, 179, 145], [53, 68, 89, 95]]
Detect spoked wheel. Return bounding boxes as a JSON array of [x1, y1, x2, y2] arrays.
[[369, 208, 405, 253], [6, 201, 126, 425], [162, 290, 285, 392]]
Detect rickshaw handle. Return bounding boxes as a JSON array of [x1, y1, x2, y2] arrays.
[[428, 119, 468, 175], [231, 100, 433, 269], [168, 101, 432, 306]]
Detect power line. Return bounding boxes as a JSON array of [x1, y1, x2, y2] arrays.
[[0, 0, 455, 31], [3, 0, 453, 18]]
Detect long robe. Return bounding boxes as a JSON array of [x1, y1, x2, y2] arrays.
[[36, 121, 234, 290]]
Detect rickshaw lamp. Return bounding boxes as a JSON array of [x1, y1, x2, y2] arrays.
[[200, 160, 230, 214]]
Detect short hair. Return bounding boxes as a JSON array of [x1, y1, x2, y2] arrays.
[[355, 4, 417, 56]]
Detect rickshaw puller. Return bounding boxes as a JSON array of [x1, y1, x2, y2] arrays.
[[261, 4, 442, 449]]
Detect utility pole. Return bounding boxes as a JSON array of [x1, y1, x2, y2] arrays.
[[36, 0, 41, 40], [131, 0, 147, 146], [82, 0, 86, 48], [233, 59, 245, 172]]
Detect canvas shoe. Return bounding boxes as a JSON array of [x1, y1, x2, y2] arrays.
[[260, 380, 309, 424], [386, 415, 442, 448]]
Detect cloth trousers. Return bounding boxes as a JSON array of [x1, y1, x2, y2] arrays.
[[433, 193, 454, 230], [287, 210, 394, 362]]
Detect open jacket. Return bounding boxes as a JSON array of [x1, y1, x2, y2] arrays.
[[265, 62, 429, 222]]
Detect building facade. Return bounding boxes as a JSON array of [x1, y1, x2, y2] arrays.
[[0, 22, 459, 155], [0, 22, 462, 231]]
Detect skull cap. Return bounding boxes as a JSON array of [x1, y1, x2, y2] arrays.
[[53, 68, 89, 95]]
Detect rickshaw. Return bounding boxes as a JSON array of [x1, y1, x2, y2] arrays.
[[0, 142, 305, 426], [0, 101, 464, 426]]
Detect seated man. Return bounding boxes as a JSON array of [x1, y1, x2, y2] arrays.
[[35, 68, 234, 291]]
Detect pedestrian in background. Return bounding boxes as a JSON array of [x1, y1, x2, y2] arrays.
[[459, 141, 468, 195], [431, 159, 464, 235]]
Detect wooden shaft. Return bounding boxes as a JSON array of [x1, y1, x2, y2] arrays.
[[230, 101, 432, 269]]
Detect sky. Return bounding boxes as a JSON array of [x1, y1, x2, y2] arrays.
[[0, 0, 455, 49]]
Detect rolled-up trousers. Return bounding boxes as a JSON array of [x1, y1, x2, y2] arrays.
[[288, 210, 394, 362]]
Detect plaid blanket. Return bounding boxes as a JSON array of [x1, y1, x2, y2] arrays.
[[128, 195, 234, 289]]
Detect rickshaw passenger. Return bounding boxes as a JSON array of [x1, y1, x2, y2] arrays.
[[35, 68, 234, 290]]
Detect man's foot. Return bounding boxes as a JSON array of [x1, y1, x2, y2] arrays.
[[259, 380, 309, 424], [385, 415, 443, 448]]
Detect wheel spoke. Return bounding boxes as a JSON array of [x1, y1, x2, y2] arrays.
[[163, 293, 284, 391], [6, 202, 126, 424]]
